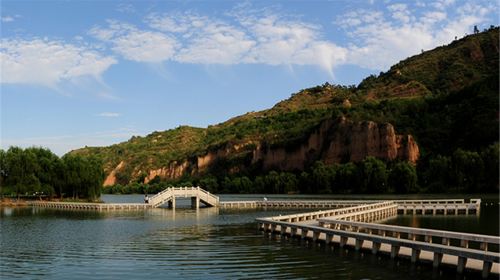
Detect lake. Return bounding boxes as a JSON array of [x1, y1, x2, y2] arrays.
[[1, 194, 498, 279]]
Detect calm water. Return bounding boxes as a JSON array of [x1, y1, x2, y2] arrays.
[[1, 194, 498, 279]]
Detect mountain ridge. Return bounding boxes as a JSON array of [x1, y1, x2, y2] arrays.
[[71, 27, 499, 190]]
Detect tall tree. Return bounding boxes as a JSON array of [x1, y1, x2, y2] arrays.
[[359, 157, 388, 193], [389, 162, 418, 193]]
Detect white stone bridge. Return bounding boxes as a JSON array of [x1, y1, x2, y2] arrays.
[[148, 186, 219, 209]]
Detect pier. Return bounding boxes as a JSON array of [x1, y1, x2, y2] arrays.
[[256, 198, 498, 278], [28, 201, 152, 210], [25, 187, 496, 277], [28, 186, 219, 210]]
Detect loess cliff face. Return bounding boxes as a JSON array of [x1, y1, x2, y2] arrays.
[[253, 116, 419, 171], [102, 117, 419, 185]]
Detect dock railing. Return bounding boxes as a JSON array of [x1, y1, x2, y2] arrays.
[[317, 219, 500, 252]]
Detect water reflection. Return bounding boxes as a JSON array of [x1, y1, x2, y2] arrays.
[[1, 195, 498, 280]]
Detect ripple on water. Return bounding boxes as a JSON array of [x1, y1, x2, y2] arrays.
[[1, 206, 495, 280]]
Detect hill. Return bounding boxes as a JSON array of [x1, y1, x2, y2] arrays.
[[72, 27, 499, 194]]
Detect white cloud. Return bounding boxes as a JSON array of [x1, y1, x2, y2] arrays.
[[146, 13, 195, 33], [1, 14, 21, 23], [97, 112, 121, 117], [432, 0, 456, 10], [146, 13, 255, 64], [116, 3, 135, 13], [388, 4, 412, 23], [89, 21, 178, 63], [1, 16, 14, 22], [336, 1, 491, 71], [89, 11, 349, 73], [82, 2, 495, 76], [0, 38, 116, 86], [143, 11, 347, 72]]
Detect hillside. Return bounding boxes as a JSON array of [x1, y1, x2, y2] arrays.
[[72, 27, 499, 193]]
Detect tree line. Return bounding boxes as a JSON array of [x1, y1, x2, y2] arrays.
[[0, 147, 104, 201]]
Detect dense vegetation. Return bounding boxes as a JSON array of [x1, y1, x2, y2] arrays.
[[0, 147, 104, 201], [104, 142, 498, 195], [68, 27, 500, 194]]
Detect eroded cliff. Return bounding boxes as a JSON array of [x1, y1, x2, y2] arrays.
[[106, 117, 419, 184]]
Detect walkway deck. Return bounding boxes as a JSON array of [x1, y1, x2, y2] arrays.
[[28, 201, 152, 210], [256, 198, 498, 278], [220, 198, 481, 215], [26, 188, 494, 277]]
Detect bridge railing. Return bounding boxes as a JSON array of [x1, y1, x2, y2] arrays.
[[256, 218, 499, 277], [317, 219, 500, 252], [328, 204, 398, 222], [393, 199, 465, 205], [149, 186, 219, 207], [265, 201, 395, 222], [195, 186, 219, 206], [149, 188, 173, 207]]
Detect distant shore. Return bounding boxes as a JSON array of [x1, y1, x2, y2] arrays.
[[0, 198, 28, 207]]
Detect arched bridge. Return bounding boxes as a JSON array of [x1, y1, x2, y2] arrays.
[[148, 186, 219, 209]]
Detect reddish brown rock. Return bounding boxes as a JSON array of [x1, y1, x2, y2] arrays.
[[102, 117, 419, 185], [144, 161, 189, 184], [252, 117, 419, 171], [103, 161, 124, 186]]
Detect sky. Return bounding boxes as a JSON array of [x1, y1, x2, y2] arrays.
[[1, 0, 498, 156]]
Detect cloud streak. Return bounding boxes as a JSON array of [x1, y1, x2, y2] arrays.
[[337, 1, 494, 70], [89, 20, 177, 63], [90, 9, 348, 75], [0, 38, 116, 87], [97, 112, 121, 117], [2, 1, 497, 87], [1, 16, 15, 22]]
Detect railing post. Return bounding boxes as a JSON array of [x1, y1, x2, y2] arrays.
[[281, 225, 287, 236], [433, 252, 443, 268], [301, 229, 308, 240], [355, 239, 363, 251], [411, 249, 420, 263], [372, 242, 381, 254], [457, 257, 467, 274], [325, 233, 333, 245], [339, 236, 348, 248], [263, 223, 270, 232], [313, 231, 320, 242], [270, 224, 277, 232], [390, 245, 400, 259], [425, 235, 432, 243], [482, 261, 492, 279]]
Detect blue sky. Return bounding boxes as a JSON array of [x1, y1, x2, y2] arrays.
[[1, 0, 498, 155]]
